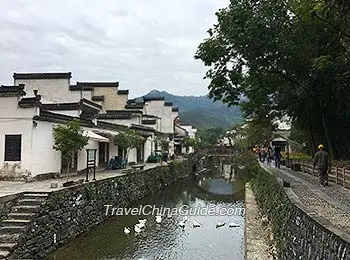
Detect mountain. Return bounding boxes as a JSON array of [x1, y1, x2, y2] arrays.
[[138, 90, 243, 129]]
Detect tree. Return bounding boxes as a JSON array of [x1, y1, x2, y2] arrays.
[[155, 136, 170, 152], [182, 137, 199, 152], [196, 127, 226, 147], [53, 119, 89, 180], [195, 0, 350, 159], [114, 130, 144, 163]]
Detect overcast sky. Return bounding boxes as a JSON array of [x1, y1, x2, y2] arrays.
[[0, 0, 229, 98]]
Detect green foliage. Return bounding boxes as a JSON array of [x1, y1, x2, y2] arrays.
[[196, 127, 226, 147], [53, 119, 89, 173], [155, 136, 170, 152], [141, 90, 243, 129], [250, 168, 293, 252], [114, 130, 144, 160], [182, 137, 199, 149], [195, 0, 350, 159]]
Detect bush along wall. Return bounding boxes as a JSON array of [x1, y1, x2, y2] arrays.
[[249, 164, 350, 259]]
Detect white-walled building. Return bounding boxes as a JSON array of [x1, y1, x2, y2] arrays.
[[0, 72, 196, 181]]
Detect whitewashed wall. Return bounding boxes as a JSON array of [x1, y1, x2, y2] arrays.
[[15, 79, 78, 103], [0, 97, 37, 178], [31, 121, 61, 176], [144, 137, 153, 162], [77, 139, 99, 171]]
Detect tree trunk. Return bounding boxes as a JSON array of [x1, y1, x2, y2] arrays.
[[320, 111, 335, 160], [303, 111, 316, 155]]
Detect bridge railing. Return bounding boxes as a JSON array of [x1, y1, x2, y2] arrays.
[[286, 159, 350, 189]]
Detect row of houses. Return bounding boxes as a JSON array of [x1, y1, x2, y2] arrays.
[[0, 72, 197, 181]]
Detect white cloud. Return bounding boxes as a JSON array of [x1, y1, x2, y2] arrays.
[[0, 0, 229, 97]]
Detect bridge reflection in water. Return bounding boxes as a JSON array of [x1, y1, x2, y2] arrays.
[[46, 167, 245, 260]]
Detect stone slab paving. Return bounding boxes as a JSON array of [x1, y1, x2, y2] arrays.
[[0, 163, 161, 198], [260, 162, 350, 235]]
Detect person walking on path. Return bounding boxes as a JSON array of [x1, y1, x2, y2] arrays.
[[313, 144, 330, 187], [273, 146, 282, 168]]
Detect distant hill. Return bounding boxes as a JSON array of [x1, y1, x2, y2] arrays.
[[138, 90, 243, 129]]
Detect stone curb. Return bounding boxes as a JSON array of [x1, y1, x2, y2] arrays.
[[261, 164, 350, 245]]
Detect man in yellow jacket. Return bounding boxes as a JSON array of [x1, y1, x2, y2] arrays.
[[313, 144, 330, 187]]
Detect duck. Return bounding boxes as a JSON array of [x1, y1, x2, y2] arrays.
[[136, 222, 145, 229], [124, 227, 131, 234], [134, 224, 141, 233], [229, 223, 240, 228], [139, 219, 147, 224], [179, 221, 185, 228], [155, 215, 162, 223], [193, 220, 201, 228], [216, 222, 225, 228]]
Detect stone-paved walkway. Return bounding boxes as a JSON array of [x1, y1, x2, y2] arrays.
[[0, 163, 161, 198], [260, 162, 350, 235]]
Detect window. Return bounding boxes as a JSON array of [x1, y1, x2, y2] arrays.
[[4, 135, 21, 161]]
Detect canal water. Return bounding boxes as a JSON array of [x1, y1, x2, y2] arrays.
[[46, 167, 245, 260]]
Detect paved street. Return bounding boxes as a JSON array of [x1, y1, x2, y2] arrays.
[[0, 163, 161, 197], [261, 162, 350, 235]]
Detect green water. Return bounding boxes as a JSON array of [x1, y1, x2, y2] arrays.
[[46, 170, 245, 260]]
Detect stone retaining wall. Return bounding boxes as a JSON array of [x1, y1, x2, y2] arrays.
[[251, 166, 350, 260], [8, 160, 192, 260]]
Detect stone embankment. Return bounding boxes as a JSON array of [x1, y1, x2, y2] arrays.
[[0, 160, 194, 260], [251, 163, 350, 260]]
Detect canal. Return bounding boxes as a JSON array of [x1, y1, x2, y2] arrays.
[[46, 167, 245, 260]]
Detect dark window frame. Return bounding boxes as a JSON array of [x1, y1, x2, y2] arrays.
[[4, 134, 22, 161]]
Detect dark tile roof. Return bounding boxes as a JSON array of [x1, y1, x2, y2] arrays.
[[98, 113, 132, 120], [81, 98, 102, 110], [142, 119, 156, 125], [142, 114, 160, 119], [40, 98, 101, 112], [13, 72, 72, 80], [0, 84, 26, 97], [77, 82, 119, 88], [130, 124, 155, 133], [34, 110, 128, 132], [41, 102, 80, 111], [117, 90, 129, 95], [143, 96, 165, 101], [34, 110, 95, 127], [164, 102, 173, 106], [106, 110, 143, 114], [172, 107, 179, 112], [125, 104, 144, 109], [69, 84, 94, 91], [18, 95, 42, 108], [92, 96, 104, 101]]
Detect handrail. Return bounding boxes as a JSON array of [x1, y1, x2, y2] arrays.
[[286, 159, 350, 189]]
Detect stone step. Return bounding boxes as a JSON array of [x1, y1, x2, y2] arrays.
[[12, 205, 41, 213], [0, 250, 10, 259], [17, 198, 46, 206], [2, 219, 31, 227], [0, 243, 16, 251], [7, 213, 35, 220], [0, 226, 25, 235], [23, 193, 49, 199], [0, 234, 21, 243]]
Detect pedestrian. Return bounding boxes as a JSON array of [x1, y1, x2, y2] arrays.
[[313, 144, 330, 187], [273, 146, 282, 168], [267, 145, 273, 165]]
